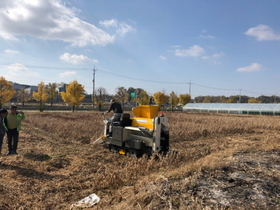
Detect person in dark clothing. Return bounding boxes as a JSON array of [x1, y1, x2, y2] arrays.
[[4, 105, 25, 155], [105, 99, 123, 136], [0, 109, 8, 156], [106, 99, 123, 122]]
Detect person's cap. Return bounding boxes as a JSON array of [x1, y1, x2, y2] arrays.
[[0, 109, 8, 114], [10, 105, 17, 109]]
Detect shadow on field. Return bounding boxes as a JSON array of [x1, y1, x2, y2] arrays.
[[0, 164, 64, 180], [24, 153, 51, 161], [23, 152, 71, 169]]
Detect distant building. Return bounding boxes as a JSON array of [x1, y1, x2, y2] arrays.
[[12, 83, 26, 91], [58, 83, 67, 92], [57, 82, 85, 94], [25, 85, 38, 94]]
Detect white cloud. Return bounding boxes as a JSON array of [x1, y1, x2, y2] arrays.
[[175, 45, 205, 57], [245, 25, 280, 41], [116, 23, 135, 36], [202, 52, 224, 65], [200, 29, 215, 39], [212, 52, 224, 58], [3, 63, 39, 81], [160, 55, 166, 60], [211, 61, 222, 65], [0, 0, 115, 46], [202, 52, 224, 59], [4, 49, 20, 54], [202, 56, 210, 60], [60, 53, 97, 64], [59, 71, 76, 77], [171, 45, 181, 48], [8, 63, 39, 76], [99, 19, 136, 36], [237, 63, 265, 72], [92, 59, 98, 64], [200, 35, 215, 39], [99, 19, 118, 28]]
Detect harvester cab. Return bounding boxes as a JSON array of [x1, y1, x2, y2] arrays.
[[94, 105, 169, 157]]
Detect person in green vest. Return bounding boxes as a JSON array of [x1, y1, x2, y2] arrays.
[[4, 106, 25, 155], [0, 109, 8, 156]]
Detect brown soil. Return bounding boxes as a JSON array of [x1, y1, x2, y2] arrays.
[[0, 111, 279, 210]]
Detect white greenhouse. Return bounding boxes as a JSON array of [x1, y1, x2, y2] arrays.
[[183, 103, 280, 115]]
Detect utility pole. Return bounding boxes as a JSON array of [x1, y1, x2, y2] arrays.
[[188, 81, 192, 96], [92, 67, 96, 108], [239, 88, 242, 103]]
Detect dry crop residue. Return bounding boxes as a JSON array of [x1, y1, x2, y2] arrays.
[[0, 111, 279, 210]]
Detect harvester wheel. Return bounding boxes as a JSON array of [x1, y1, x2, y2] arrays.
[[127, 149, 141, 157], [109, 145, 117, 153]]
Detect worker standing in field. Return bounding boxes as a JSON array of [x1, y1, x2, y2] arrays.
[[105, 99, 123, 136], [4, 106, 25, 155], [0, 109, 8, 156]]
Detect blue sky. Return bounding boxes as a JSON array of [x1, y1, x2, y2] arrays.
[[0, 0, 279, 98]]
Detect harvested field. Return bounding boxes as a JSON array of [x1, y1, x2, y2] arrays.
[[0, 111, 279, 210]]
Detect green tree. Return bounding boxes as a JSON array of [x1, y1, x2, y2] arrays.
[[169, 91, 179, 110], [127, 87, 136, 102], [0, 77, 16, 109], [33, 82, 49, 112], [153, 92, 167, 108], [114, 86, 129, 107], [179, 94, 191, 106], [257, 95, 271, 103], [95, 87, 107, 111], [61, 80, 85, 112], [48, 83, 58, 106]]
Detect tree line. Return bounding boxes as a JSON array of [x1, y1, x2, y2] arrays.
[[0, 77, 191, 112], [194, 95, 280, 103], [1, 77, 278, 112]]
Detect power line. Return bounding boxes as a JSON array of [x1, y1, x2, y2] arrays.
[[98, 69, 189, 84], [192, 82, 239, 91], [1, 62, 277, 96]]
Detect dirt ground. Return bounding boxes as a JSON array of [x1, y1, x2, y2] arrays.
[[0, 111, 279, 210]]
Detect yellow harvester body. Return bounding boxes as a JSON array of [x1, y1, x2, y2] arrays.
[[131, 105, 159, 130]]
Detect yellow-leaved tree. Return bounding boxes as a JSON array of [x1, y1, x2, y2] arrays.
[[61, 80, 85, 112], [0, 77, 16, 109], [48, 83, 58, 106], [153, 92, 167, 108], [248, 98, 261, 103], [225, 98, 234, 103], [169, 91, 179, 110], [33, 82, 49, 112], [179, 94, 191, 106], [17, 87, 31, 106], [203, 97, 211, 103], [138, 90, 150, 105]]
